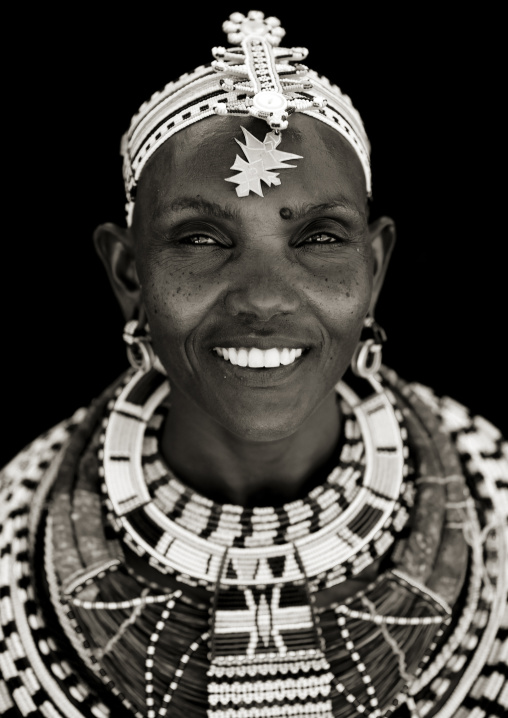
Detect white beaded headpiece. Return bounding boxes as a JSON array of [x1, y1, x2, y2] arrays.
[[121, 10, 372, 225]]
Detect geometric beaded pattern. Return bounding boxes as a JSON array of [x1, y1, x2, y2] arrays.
[[207, 650, 335, 718], [318, 569, 452, 717], [142, 400, 367, 549], [97, 367, 416, 717], [0, 414, 113, 718], [1, 373, 507, 718], [208, 553, 449, 717], [404, 387, 508, 718], [207, 562, 335, 716], [100, 369, 412, 591]]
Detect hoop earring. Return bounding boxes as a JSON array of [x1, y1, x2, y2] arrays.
[[351, 315, 387, 378], [123, 306, 156, 374]]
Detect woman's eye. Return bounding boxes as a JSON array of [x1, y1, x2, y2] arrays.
[[304, 232, 344, 245], [182, 235, 218, 246]]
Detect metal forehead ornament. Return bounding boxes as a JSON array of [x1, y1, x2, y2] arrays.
[[225, 126, 302, 197], [121, 10, 372, 224], [212, 10, 326, 197]]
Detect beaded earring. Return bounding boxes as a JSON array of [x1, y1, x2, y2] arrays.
[[351, 315, 387, 378]]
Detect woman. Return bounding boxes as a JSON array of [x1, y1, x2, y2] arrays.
[[1, 10, 506, 718]]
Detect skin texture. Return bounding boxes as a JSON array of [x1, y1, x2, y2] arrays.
[[95, 113, 395, 506]]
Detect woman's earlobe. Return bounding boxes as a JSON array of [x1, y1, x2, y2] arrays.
[[93, 222, 141, 321], [367, 216, 396, 313]]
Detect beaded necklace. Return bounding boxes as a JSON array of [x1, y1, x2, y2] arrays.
[[5, 367, 506, 718], [100, 369, 414, 591], [92, 368, 425, 716]]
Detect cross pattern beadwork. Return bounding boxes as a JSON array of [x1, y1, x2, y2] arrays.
[[212, 585, 317, 659]]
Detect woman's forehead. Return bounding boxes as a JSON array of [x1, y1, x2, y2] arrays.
[[134, 114, 368, 223]]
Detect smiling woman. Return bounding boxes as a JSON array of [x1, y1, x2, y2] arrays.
[[95, 112, 386, 503], [2, 7, 507, 718]]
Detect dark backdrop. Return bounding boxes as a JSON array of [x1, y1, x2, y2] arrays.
[[4, 4, 505, 466]]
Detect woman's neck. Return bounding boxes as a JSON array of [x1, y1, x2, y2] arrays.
[[160, 388, 342, 507]]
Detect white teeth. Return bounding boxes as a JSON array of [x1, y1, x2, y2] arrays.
[[248, 348, 264, 368], [237, 348, 249, 367], [213, 347, 305, 369], [263, 348, 280, 368], [280, 348, 291, 366]]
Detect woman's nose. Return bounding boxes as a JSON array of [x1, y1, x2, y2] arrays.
[[224, 255, 301, 321]]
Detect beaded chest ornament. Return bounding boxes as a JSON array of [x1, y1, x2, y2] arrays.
[[99, 367, 417, 716]]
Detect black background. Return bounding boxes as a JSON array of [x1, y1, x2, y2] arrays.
[[3, 4, 505, 466]]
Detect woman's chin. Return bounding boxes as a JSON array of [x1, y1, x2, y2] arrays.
[[201, 384, 338, 445]]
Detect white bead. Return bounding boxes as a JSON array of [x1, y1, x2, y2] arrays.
[[228, 32, 244, 44], [223, 20, 239, 33]]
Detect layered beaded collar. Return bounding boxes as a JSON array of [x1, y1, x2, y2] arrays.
[[93, 370, 423, 715], [100, 369, 414, 592], [35, 367, 497, 718]]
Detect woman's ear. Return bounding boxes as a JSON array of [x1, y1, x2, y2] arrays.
[[93, 223, 141, 321], [368, 216, 396, 314]]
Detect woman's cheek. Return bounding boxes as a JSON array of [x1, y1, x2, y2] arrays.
[[142, 259, 204, 326], [311, 257, 372, 321]]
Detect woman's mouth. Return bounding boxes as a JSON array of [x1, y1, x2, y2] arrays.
[[212, 347, 304, 368]]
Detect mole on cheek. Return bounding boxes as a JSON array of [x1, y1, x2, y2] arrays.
[[279, 207, 293, 220]]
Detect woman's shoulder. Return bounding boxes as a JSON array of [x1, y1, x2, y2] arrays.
[[406, 377, 508, 515], [384, 373, 508, 717], [408, 377, 505, 443], [1, 374, 127, 495], [0, 408, 88, 496]]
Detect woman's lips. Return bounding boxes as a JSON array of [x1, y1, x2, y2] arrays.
[[213, 346, 304, 369]]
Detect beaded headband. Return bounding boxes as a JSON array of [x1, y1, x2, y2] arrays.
[[121, 10, 372, 225]]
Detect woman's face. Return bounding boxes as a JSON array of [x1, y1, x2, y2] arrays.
[[131, 114, 379, 441]]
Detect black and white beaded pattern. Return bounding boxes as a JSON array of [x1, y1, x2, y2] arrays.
[[1, 375, 506, 718], [100, 369, 413, 591], [0, 415, 112, 718], [143, 400, 415, 593], [312, 568, 452, 717], [404, 386, 508, 718], [142, 400, 366, 549]]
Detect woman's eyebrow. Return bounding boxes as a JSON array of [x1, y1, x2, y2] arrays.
[[287, 199, 365, 221], [154, 197, 239, 221], [152, 197, 365, 225]]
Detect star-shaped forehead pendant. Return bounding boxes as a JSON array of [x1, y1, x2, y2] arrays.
[[225, 126, 302, 197]]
